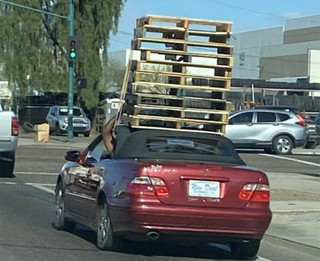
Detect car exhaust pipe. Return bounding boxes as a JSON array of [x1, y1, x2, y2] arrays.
[[147, 231, 160, 240]]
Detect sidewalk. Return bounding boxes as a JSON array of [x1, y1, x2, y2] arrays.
[[266, 172, 320, 249]]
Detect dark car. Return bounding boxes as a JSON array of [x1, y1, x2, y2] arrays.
[[54, 126, 272, 259]]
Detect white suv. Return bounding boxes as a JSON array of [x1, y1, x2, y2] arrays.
[[46, 106, 91, 137], [225, 109, 307, 154]]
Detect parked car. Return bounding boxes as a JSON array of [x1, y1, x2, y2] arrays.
[[225, 109, 307, 154], [54, 127, 272, 259], [46, 106, 91, 137], [255, 105, 318, 149], [0, 103, 19, 177], [315, 112, 320, 136]]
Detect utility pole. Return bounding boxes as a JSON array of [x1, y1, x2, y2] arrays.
[[67, 0, 75, 141], [0, 0, 75, 142]]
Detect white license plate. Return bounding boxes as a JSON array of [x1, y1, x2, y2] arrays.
[[188, 180, 220, 198]]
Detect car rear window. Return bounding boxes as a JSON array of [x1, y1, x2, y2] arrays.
[[147, 138, 233, 157], [257, 112, 276, 123], [278, 113, 290, 122]]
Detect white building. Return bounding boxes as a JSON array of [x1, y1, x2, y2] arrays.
[[230, 15, 320, 83]]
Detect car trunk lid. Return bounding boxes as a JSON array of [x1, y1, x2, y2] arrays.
[[139, 160, 269, 209]]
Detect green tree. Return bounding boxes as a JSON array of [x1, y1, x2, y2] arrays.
[[0, 0, 126, 108]]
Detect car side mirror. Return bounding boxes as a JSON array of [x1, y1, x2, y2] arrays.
[[65, 150, 80, 162]]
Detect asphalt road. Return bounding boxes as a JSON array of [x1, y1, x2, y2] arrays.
[[0, 142, 319, 261]]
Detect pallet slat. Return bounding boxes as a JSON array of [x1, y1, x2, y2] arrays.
[[134, 37, 232, 49], [137, 15, 232, 32], [125, 93, 232, 111]]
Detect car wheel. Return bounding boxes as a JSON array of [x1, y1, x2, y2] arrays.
[[54, 182, 75, 231], [96, 201, 123, 251], [231, 239, 260, 259], [273, 135, 293, 155], [0, 152, 15, 177], [304, 141, 317, 149], [55, 124, 62, 136], [84, 132, 90, 137], [74, 133, 79, 137]]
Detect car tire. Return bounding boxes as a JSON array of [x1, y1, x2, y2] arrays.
[[231, 239, 260, 259], [96, 201, 123, 251], [0, 152, 15, 177], [84, 132, 90, 137], [22, 122, 34, 133], [304, 141, 318, 149], [55, 124, 62, 136], [74, 133, 79, 137], [54, 182, 75, 231], [272, 135, 293, 155]]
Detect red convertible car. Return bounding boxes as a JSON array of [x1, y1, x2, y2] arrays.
[[54, 126, 272, 259]]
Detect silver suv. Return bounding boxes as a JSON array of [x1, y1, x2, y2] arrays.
[[225, 109, 307, 154], [46, 106, 91, 137]]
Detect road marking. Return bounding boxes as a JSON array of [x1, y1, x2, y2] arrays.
[[14, 171, 57, 176], [0, 181, 17, 185], [260, 154, 320, 167], [26, 183, 55, 194], [258, 257, 273, 261]]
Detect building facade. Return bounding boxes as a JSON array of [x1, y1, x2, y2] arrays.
[[231, 15, 320, 83]]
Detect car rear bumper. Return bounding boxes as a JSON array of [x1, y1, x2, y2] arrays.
[[0, 137, 18, 152], [110, 201, 272, 241]]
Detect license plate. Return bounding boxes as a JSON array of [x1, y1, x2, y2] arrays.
[[188, 180, 220, 198]]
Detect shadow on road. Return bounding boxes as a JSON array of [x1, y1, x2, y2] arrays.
[[64, 225, 246, 260]]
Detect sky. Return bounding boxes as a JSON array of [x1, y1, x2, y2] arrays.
[[108, 0, 320, 51]]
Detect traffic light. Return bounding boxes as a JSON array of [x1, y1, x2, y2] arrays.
[[67, 36, 79, 62]]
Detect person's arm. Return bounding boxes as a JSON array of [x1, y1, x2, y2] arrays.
[[102, 116, 116, 153]]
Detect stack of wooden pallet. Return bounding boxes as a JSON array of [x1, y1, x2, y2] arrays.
[[121, 14, 233, 134]]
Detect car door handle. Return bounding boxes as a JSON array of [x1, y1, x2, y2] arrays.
[[247, 123, 253, 126]]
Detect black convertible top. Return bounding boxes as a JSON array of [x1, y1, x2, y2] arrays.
[[113, 126, 245, 165]]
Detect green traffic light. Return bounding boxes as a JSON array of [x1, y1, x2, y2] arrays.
[[70, 52, 76, 58]]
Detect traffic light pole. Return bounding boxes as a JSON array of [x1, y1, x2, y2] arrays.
[[67, 0, 75, 141], [0, 0, 75, 142]]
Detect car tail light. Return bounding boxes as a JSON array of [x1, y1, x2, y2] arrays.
[[11, 116, 19, 136], [126, 176, 169, 197], [295, 113, 306, 126], [238, 184, 270, 203]]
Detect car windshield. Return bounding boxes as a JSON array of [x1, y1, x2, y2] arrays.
[[59, 108, 83, 116]]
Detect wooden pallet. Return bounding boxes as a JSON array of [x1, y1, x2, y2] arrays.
[[128, 82, 230, 96], [132, 71, 231, 89], [122, 114, 227, 133], [137, 15, 232, 32], [124, 103, 229, 122], [125, 93, 232, 111], [132, 38, 232, 54], [131, 60, 232, 78], [140, 49, 233, 66], [135, 25, 231, 44]]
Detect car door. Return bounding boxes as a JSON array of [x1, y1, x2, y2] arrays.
[[64, 136, 109, 222], [225, 111, 255, 146], [253, 112, 278, 143], [46, 107, 56, 129]]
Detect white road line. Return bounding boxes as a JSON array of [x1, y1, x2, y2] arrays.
[[260, 154, 320, 167], [258, 257, 273, 261], [0, 182, 17, 185], [26, 183, 55, 194], [14, 171, 57, 176]]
